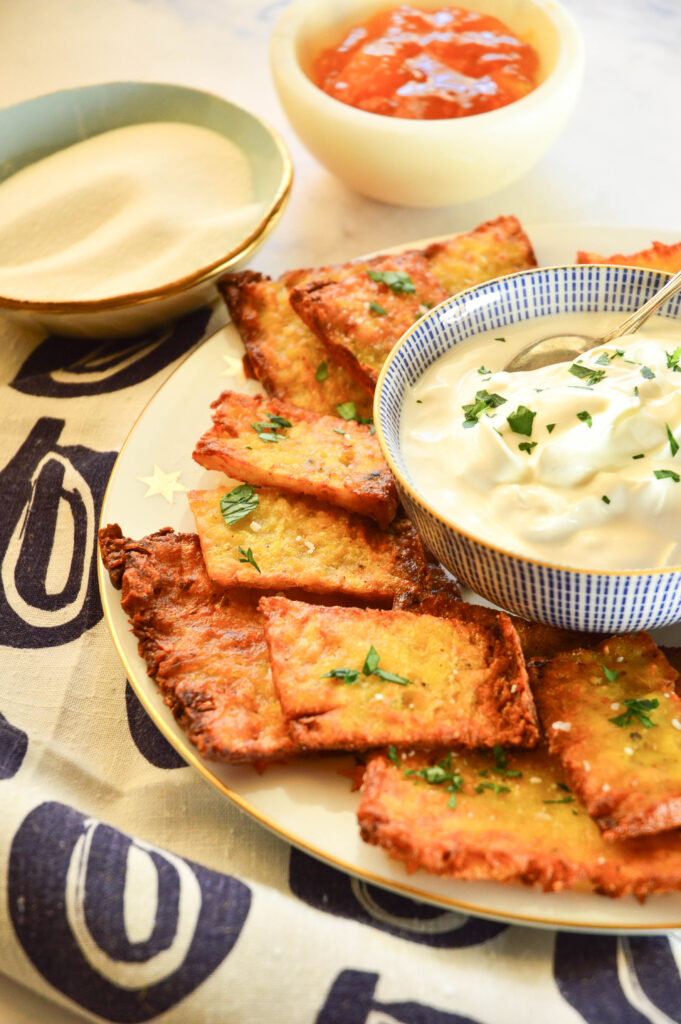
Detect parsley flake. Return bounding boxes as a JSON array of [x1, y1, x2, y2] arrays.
[[251, 413, 292, 443], [237, 546, 261, 573], [655, 469, 681, 483], [666, 346, 681, 372], [387, 744, 401, 766], [632, 453, 645, 460], [405, 754, 464, 809], [518, 441, 537, 455], [603, 664, 619, 682], [367, 269, 415, 294], [369, 300, 388, 316], [495, 337, 506, 343], [321, 667, 360, 684], [336, 401, 373, 428], [315, 361, 329, 381], [667, 423, 679, 457], [544, 796, 575, 805], [577, 410, 593, 428], [610, 697, 659, 729], [640, 365, 656, 380], [569, 363, 606, 386], [475, 782, 511, 796], [219, 484, 259, 526], [546, 423, 556, 433], [601, 495, 611, 504], [462, 390, 507, 427], [477, 365, 492, 376], [507, 405, 536, 437], [362, 645, 380, 676]]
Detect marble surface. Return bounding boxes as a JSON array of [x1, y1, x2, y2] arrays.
[[0, 3, 680, 1022]]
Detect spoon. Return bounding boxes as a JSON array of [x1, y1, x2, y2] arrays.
[[505, 267, 681, 372]]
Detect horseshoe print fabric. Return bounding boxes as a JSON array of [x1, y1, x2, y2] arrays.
[[1, 312, 680, 1024]]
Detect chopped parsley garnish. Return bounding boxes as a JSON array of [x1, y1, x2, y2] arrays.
[[601, 495, 611, 504], [324, 645, 411, 687], [569, 363, 606, 386], [603, 664, 619, 682], [477, 365, 492, 376], [367, 269, 415, 294], [595, 352, 613, 365], [462, 390, 507, 427], [321, 667, 360, 684], [640, 365, 656, 380], [219, 483, 259, 526], [369, 300, 388, 316], [609, 697, 659, 729], [336, 401, 373, 427], [475, 782, 511, 795], [251, 413, 292, 443], [387, 744, 401, 766], [237, 546, 261, 573], [632, 453, 645, 460], [362, 645, 380, 675], [634, 386, 639, 397], [546, 423, 556, 434], [405, 753, 464, 809], [333, 427, 346, 435], [577, 410, 593, 428], [315, 361, 329, 381], [544, 796, 575, 804], [666, 346, 681, 372], [667, 423, 679, 457], [518, 441, 537, 455], [506, 405, 536, 437], [491, 745, 522, 779], [495, 337, 506, 343], [655, 469, 681, 483]]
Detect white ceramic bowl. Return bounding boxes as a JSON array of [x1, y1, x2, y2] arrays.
[[375, 264, 681, 633], [0, 82, 292, 337], [270, 0, 584, 207]]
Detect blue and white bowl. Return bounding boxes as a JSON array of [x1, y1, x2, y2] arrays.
[[374, 264, 681, 634]]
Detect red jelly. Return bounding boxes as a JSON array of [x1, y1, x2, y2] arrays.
[[313, 5, 539, 119]]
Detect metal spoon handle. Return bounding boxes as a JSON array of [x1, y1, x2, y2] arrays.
[[600, 268, 681, 344]]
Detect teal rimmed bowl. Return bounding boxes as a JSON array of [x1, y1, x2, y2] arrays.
[[374, 264, 681, 633]]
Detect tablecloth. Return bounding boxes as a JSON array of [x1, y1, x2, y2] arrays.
[[2, 1, 681, 1022]]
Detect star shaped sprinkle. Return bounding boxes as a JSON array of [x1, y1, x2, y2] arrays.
[[137, 464, 187, 504], [220, 354, 245, 377]]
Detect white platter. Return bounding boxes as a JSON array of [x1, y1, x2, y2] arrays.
[[99, 223, 681, 933]]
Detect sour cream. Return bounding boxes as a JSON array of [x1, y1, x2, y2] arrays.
[[401, 313, 681, 570], [0, 122, 264, 301]]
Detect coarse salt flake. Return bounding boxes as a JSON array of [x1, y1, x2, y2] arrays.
[[250, 521, 262, 532], [304, 540, 315, 553], [583, 761, 591, 771], [672, 718, 681, 731], [530, 777, 542, 784], [602, 783, 610, 792], [552, 721, 571, 732], [624, 746, 634, 755], [610, 702, 620, 711]]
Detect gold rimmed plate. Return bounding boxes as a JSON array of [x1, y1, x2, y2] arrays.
[[99, 223, 681, 932]]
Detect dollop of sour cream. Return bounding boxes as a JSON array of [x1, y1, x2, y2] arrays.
[[401, 313, 681, 570], [0, 122, 264, 301]]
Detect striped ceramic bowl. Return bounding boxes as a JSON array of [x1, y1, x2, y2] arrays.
[[374, 264, 681, 633]]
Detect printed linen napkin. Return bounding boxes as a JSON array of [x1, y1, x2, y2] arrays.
[[0, 307, 680, 1024]]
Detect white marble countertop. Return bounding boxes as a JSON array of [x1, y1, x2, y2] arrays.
[[1, 3, 680, 1022]]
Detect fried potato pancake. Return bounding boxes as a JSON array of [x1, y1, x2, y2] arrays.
[[260, 597, 539, 752], [358, 744, 681, 898], [421, 215, 537, 294], [98, 524, 298, 763], [289, 251, 449, 392], [393, 575, 599, 662], [193, 390, 398, 527], [532, 633, 681, 841], [218, 269, 374, 419], [576, 239, 681, 272], [188, 485, 431, 601]]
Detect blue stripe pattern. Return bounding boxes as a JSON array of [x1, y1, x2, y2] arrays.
[[377, 266, 681, 633]]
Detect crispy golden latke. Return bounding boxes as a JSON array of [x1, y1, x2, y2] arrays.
[[98, 524, 298, 763], [188, 485, 431, 602], [193, 390, 397, 527], [532, 633, 681, 841], [393, 573, 598, 662], [421, 215, 537, 294], [260, 597, 538, 752], [289, 251, 448, 392], [218, 269, 373, 419], [576, 239, 681, 272], [358, 744, 681, 898]]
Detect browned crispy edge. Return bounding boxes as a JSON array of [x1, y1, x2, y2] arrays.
[[420, 214, 538, 279]]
